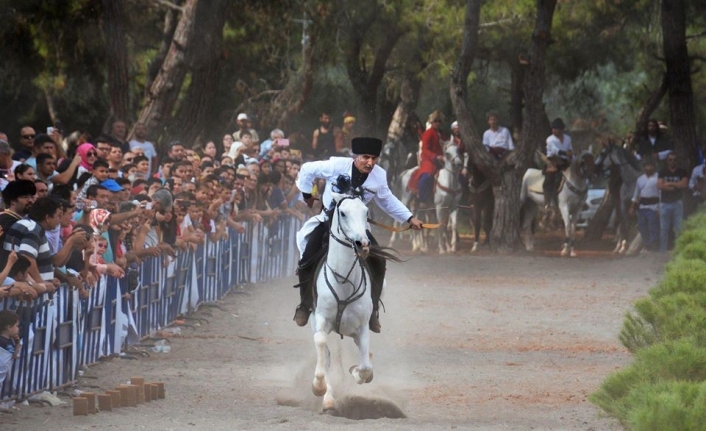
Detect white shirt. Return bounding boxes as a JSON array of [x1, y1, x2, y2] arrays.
[[632, 173, 659, 210], [482, 127, 514, 150], [546, 134, 573, 159], [689, 164, 706, 195], [0, 160, 22, 190], [129, 139, 158, 172], [296, 157, 412, 253]]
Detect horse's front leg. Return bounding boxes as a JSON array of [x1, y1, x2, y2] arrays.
[[350, 329, 374, 385], [560, 204, 572, 257], [312, 330, 328, 396], [436, 203, 448, 254], [448, 208, 458, 252]]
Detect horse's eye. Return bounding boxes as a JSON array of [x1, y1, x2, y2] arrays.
[[341, 212, 346, 218]]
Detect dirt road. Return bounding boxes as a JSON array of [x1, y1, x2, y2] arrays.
[[1, 251, 666, 431]]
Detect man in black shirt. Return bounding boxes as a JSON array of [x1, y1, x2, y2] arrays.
[[657, 152, 688, 252]]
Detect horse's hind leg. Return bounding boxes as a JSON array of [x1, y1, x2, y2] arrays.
[[313, 331, 336, 411], [448, 209, 458, 252], [350, 330, 373, 384]]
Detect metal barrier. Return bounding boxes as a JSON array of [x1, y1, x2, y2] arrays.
[[0, 216, 301, 401]]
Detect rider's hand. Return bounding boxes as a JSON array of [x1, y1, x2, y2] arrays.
[[408, 217, 424, 230], [304, 195, 318, 208]]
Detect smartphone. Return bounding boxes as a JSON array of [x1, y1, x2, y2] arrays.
[[47, 127, 55, 134], [145, 202, 153, 210], [277, 138, 290, 147]]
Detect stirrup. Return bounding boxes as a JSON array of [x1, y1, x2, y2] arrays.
[[293, 305, 311, 327]]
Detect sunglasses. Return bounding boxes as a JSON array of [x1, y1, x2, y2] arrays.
[[87, 152, 97, 157], [22, 134, 35, 139]]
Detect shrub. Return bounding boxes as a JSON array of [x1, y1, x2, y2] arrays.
[[620, 293, 706, 352], [651, 258, 706, 299], [591, 339, 706, 427]]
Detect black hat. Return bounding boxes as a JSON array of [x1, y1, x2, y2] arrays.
[[351, 137, 382, 156], [2, 180, 37, 203], [551, 118, 566, 130]]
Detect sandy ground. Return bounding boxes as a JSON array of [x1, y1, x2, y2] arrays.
[[0, 241, 668, 431]]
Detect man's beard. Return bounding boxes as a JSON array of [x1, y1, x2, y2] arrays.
[[320, 120, 331, 128]]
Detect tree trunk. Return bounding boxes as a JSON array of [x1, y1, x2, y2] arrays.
[[166, 0, 227, 146], [509, 59, 525, 138], [135, 0, 198, 142], [346, 29, 402, 136], [520, 0, 558, 161], [103, 0, 130, 122], [145, 8, 178, 100], [661, 0, 698, 169], [635, 73, 668, 135], [490, 170, 524, 250], [584, 188, 614, 241]]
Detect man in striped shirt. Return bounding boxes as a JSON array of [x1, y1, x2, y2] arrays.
[[2, 197, 63, 295]]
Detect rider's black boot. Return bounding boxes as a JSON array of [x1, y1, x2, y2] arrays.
[[366, 243, 386, 334], [293, 262, 314, 327]]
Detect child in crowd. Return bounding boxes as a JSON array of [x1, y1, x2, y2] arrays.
[[77, 159, 110, 202], [0, 309, 20, 391]]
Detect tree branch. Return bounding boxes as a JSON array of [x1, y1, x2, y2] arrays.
[[153, 0, 184, 13]]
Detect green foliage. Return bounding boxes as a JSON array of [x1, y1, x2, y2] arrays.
[[626, 381, 706, 431], [591, 339, 706, 427], [595, 205, 706, 427]]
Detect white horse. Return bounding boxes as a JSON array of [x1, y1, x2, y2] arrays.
[[311, 192, 374, 413], [389, 140, 461, 253], [434, 141, 464, 253], [520, 152, 595, 256]]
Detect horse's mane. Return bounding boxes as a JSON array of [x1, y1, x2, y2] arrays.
[[369, 245, 405, 263]]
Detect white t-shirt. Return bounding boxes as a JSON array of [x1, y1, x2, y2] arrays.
[[129, 139, 158, 172], [482, 127, 514, 150], [546, 134, 573, 159]]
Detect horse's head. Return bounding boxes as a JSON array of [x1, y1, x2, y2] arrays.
[[578, 152, 597, 181], [443, 141, 463, 172], [330, 192, 370, 259]]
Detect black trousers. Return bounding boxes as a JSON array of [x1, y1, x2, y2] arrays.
[[298, 222, 385, 311]]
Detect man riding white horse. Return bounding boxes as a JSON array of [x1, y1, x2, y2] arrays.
[[294, 137, 424, 332], [543, 117, 573, 220]]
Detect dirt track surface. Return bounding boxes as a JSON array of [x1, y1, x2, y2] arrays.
[[1, 251, 667, 431]]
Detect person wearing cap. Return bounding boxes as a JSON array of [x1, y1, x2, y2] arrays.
[[408, 110, 445, 207], [543, 118, 573, 213], [293, 137, 424, 333], [481, 110, 514, 160], [233, 113, 260, 145]]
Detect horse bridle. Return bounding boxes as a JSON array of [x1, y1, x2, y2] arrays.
[[324, 195, 369, 336]]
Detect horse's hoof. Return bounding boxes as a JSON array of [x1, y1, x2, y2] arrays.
[[471, 242, 479, 252], [570, 250, 577, 257], [322, 406, 338, 416], [560, 249, 569, 257], [312, 381, 326, 397]]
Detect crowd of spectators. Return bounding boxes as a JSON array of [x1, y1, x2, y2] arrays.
[[0, 113, 342, 391]]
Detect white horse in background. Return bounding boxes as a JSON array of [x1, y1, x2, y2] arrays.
[[388, 140, 461, 253], [434, 141, 464, 253], [520, 152, 595, 257], [311, 192, 375, 413]]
